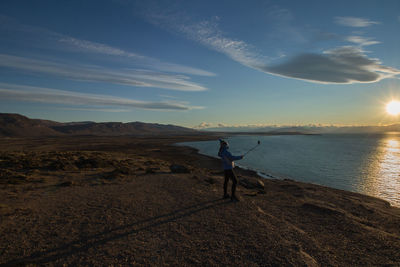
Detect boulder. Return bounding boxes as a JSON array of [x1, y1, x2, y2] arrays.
[[57, 181, 73, 187], [170, 164, 190, 173], [204, 177, 216, 184], [239, 178, 265, 190]]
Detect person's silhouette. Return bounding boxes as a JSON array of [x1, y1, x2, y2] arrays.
[[218, 139, 244, 201]]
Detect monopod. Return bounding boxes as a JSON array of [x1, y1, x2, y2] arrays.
[[243, 140, 261, 156]]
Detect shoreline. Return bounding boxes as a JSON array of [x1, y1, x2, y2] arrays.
[[2, 133, 398, 207], [177, 141, 399, 207], [176, 142, 281, 180], [1, 133, 398, 208], [1, 135, 399, 265], [177, 135, 400, 208]]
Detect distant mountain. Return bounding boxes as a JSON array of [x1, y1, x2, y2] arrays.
[[202, 126, 278, 132], [0, 113, 199, 137], [202, 124, 400, 134], [50, 121, 198, 136], [0, 113, 62, 137], [280, 125, 400, 134]]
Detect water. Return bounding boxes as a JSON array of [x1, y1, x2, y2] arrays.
[[179, 134, 400, 207]]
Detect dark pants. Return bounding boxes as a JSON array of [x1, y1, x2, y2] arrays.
[[224, 169, 237, 197]]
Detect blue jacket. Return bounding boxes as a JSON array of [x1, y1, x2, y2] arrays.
[[218, 147, 243, 170]]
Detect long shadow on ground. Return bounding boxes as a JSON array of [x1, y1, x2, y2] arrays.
[[2, 198, 231, 266]]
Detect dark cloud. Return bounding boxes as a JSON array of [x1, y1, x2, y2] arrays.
[[260, 47, 399, 84], [147, 11, 398, 85]]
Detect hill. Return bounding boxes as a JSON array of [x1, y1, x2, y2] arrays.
[[0, 113, 199, 137], [0, 113, 62, 137]]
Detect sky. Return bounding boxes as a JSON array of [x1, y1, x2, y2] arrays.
[[0, 0, 399, 128]]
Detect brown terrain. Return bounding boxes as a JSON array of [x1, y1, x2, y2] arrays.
[[0, 113, 201, 137], [0, 114, 400, 266]]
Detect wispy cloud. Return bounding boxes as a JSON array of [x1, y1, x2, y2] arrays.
[[56, 107, 132, 113], [335, 16, 380, 27], [263, 47, 399, 84], [58, 37, 144, 58], [177, 20, 264, 67], [0, 83, 201, 111], [0, 54, 207, 91], [0, 15, 215, 77], [58, 36, 215, 77], [265, 6, 307, 44], [146, 12, 398, 84], [146, 14, 265, 69], [345, 36, 380, 46], [159, 94, 179, 99]]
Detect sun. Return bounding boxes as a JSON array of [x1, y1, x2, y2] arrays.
[[386, 100, 400, 115]]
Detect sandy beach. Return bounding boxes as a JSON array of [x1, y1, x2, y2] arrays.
[[1, 135, 400, 266]]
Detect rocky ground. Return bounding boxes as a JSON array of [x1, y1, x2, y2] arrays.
[[0, 136, 399, 266]]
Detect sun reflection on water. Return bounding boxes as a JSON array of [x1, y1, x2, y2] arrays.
[[364, 136, 400, 207]]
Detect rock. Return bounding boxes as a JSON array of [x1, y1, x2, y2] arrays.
[[280, 183, 304, 197], [57, 181, 73, 187], [257, 179, 265, 189], [75, 157, 107, 169], [239, 178, 265, 190], [283, 178, 294, 182], [299, 250, 319, 267], [0, 203, 12, 216], [47, 160, 66, 171], [204, 177, 215, 184], [144, 160, 154, 166], [244, 192, 258, 197], [146, 167, 159, 174], [115, 166, 132, 175], [191, 175, 200, 181], [302, 202, 343, 216], [107, 166, 133, 179], [170, 164, 190, 173]]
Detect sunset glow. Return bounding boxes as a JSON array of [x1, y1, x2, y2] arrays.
[[386, 100, 400, 116]]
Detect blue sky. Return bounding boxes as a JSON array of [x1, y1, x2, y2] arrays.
[[0, 0, 399, 128]]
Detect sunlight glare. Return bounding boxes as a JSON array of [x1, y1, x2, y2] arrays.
[[386, 100, 400, 115]]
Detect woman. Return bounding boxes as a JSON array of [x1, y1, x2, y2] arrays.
[[218, 139, 244, 201]]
